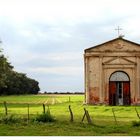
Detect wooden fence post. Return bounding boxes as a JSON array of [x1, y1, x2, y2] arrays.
[[86, 109, 92, 124], [112, 108, 117, 125], [3, 101, 8, 115], [27, 104, 30, 123], [43, 104, 45, 114], [47, 105, 50, 114], [82, 108, 92, 124], [81, 109, 86, 122], [68, 105, 74, 122], [69, 96, 71, 102], [135, 107, 140, 119]]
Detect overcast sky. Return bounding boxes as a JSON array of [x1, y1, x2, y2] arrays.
[[0, 0, 140, 92]]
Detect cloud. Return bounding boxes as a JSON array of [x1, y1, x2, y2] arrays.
[[28, 66, 83, 76], [0, 0, 140, 92]]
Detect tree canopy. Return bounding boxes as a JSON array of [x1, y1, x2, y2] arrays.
[[0, 48, 40, 95]]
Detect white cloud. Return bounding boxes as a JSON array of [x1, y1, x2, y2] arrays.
[[28, 66, 83, 76], [0, 0, 135, 25], [1, 0, 140, 92], [41, 52, 82, 61]]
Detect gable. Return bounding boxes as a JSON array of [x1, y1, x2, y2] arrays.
[[103, 57, 136, 65], [85, 37, 140, 52]]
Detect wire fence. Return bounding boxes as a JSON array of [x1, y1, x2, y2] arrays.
[[0, 94, 140, 126], [0, 100, 140, 126]]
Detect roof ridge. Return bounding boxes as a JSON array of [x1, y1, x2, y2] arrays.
[[84, 37, 140, 52]]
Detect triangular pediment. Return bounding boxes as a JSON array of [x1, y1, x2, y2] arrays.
[[85, 37, 140, 52], [103, 57, 136, 65]]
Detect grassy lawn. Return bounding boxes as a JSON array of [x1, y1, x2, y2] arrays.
[[0, 94, 140, 136]]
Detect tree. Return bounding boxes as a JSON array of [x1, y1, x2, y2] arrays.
[[0, 52, 13, 90], [0, 48, 40, 95]]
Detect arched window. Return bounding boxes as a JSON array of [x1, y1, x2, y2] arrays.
[[110, 71, 129, 81]]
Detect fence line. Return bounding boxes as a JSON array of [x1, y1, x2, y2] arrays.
[[0, 102, 140, 125]]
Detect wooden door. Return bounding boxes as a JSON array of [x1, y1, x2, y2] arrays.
[[123, 82, 130, 105], [109, 82, 117, 105]]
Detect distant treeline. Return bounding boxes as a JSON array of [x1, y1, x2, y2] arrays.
[[0, 48, 40, 95], [43, 92, 84, 94]]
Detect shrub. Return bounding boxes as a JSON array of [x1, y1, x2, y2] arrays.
[[0, 114, 20, 124], [132, 121, 140, 127], [34, 112, 55, 123]]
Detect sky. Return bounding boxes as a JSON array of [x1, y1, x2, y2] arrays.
[[0, 0, 140, 92]]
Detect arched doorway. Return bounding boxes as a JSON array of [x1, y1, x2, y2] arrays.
[[109, 71, 131, 105]]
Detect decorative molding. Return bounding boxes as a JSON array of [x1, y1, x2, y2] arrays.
[[114, 43, 124, 49], [103, 56, 136, 65], [103, 65, 135, 69]]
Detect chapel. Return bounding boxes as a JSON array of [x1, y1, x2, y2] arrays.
[[84, 36, 140, 105]]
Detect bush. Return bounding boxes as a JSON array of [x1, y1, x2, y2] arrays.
[[34, 112, 55, 123], [0, 114, 20, 124], [132, 121, 140, 127]]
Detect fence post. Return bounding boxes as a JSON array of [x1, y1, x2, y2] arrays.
[[135, 107, 140, 119], [81, 109, 86, 122], [27, 104, 30, 123], [68, 105, 74, 122], [43, 104, 45, 114], [86, 109, 92, 124], [82, 108, 92, 124], [47, 105, 50, 114], [3, 101, 8, 115], [112, 108, 117, 125], [69, 96, 71, 102]]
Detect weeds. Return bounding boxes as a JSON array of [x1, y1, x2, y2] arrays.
[[132, 121, 140, 127], [0, 114, 20, 124], [34, 112, 55, 123]]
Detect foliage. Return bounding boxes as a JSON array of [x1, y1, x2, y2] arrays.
[[34, 112, 55, 123], [0, 54, 13, 89], [132, 121, 140, 127], [3, 71, 40, 95], [0, 48, 40, 95], [0, 114, 20, 124]]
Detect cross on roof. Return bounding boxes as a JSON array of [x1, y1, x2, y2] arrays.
[[115, 26, 122, 37]]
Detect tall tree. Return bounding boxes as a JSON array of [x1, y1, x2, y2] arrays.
[[0, 48, 40, 95]]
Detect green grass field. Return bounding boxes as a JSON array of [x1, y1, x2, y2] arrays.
[[0, 94, 140, 136]]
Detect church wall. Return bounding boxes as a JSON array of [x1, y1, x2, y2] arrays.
[[85, 38, 140, 105], [85, 55, 140, 105], [87, 56, 100, 104], [136, 56, 140, 104]]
